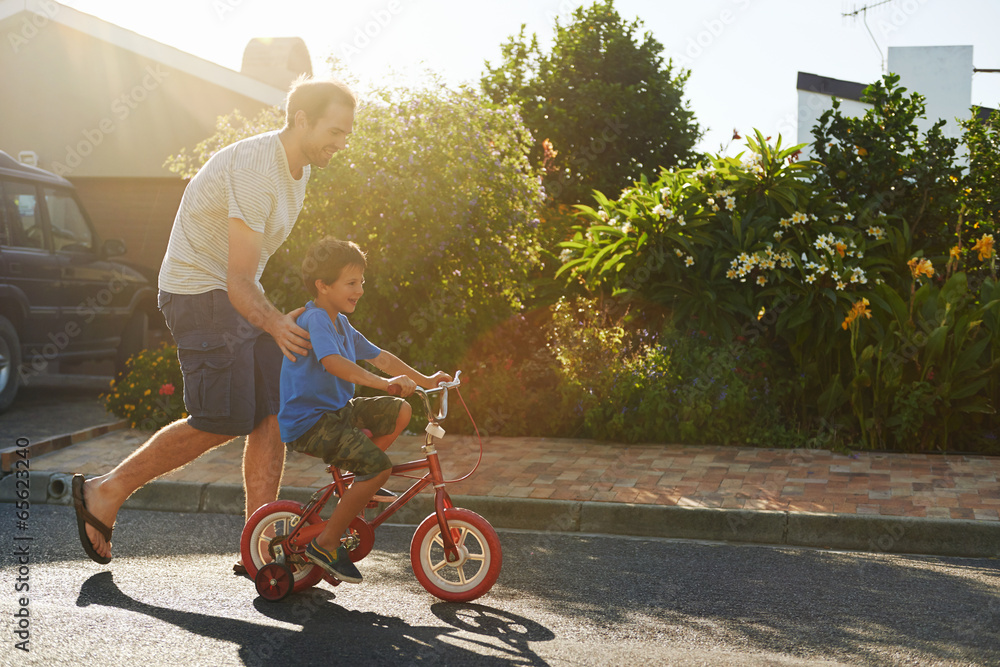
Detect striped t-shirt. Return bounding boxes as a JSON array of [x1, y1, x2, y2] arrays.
[[158, 131, 310, 295]]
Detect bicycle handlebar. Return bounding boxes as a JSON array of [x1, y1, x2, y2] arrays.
[[387, 371, 462, 422]]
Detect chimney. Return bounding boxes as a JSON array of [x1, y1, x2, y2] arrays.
[[241, 37, 313, 91]]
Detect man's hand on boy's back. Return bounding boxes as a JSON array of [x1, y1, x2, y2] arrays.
[[269, 306, 311, 361]]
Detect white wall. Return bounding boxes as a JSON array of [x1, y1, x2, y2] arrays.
[[796, 45, 975, 160], [888, 45, 974, 141], [796, 91, 871, 157]]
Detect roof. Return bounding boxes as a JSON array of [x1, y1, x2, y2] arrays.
[[796, 72, 868, 102], [0, 150, 72, 187], [0, 0, 285, 107]]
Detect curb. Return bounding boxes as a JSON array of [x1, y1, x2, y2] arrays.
[[0, 420, 127, 472], [5, 474, 998, 559]]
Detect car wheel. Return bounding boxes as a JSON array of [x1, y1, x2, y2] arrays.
[[0, 316, 21, 413], [115, 310, 148, 376]]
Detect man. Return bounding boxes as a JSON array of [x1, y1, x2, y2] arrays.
[[72, 77, 355, 565]]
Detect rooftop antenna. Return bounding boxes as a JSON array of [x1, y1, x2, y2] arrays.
[[843, 0, 896, 74]]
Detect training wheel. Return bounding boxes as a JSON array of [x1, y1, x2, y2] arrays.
[[255, 562, 295, 602]]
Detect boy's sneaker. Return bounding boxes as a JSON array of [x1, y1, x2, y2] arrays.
[[304, 540, 363, 584]]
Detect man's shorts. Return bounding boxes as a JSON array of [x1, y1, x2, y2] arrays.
[[158, 289, 282, 437], [287, 396, 402, 477]]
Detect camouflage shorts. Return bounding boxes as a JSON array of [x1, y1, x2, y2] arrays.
[[287, 396, 402, 477]]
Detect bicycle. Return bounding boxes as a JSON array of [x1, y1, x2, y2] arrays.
[[239, 372, 503, 603]]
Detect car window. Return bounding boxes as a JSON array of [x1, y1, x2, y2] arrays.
[[44, 187, 93, 253], [1, 180, 45, 249]]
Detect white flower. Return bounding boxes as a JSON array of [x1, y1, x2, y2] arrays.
[[774, 231, 783, 240], [685, 256, 695, 267], [805, 274, 816, 284], [599, 210, 609, 222], [652, 204, 667, 217], [677, 215, 686, 226], [725, 196, 736, 211], [844, 212, 855, 221], [559, 248, 574, 262]]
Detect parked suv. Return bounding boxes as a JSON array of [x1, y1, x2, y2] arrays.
[[0, 151, 156, 412]]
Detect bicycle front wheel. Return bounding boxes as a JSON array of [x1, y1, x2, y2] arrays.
[[410, 508, 502, 603]]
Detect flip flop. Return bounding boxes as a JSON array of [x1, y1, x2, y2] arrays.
[[72, 474, 112, 565]]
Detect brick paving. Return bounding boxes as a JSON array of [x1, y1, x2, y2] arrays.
[[26, 428, 1000, 522]]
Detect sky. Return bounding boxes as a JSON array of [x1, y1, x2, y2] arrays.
[[57, 0, 1000, 154]]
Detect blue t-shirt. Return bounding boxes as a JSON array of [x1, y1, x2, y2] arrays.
[[278, 301, 381, 442]]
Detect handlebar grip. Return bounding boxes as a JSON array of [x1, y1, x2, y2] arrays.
[[387, 383, 402, 396]]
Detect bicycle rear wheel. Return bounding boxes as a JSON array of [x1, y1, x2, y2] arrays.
[[241, 500, 323, 595]]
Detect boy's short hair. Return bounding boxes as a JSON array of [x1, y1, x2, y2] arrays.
[[302, 237, 367, 297], [284, 76, 356, 128]]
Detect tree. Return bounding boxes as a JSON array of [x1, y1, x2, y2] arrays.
[[481, 0, 701, 207]]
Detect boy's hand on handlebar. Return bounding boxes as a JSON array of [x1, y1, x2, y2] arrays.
[[424, 371, 454, 388], [387, 375, 417, 397]]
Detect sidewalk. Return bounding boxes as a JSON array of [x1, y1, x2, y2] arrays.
[[4, 424, 1000, 558]]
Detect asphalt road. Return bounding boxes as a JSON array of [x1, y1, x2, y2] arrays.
[[2, 505, 999, 666]]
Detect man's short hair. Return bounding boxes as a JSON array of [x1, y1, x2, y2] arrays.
[[285, 76, 356, 128], [302, 237, 367, 297]]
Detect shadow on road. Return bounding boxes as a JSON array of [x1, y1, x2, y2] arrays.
[[498, 533, 1000, 665], [77, 571, 554, 666]]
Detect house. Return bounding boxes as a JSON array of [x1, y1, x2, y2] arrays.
[[0, 0, 311, 278], [797, 45, 995, 158]]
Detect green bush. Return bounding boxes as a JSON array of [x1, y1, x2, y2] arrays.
[[583, 328, 800, 446], [103, 344, 185, 431], [555, 79, 1000, 452]]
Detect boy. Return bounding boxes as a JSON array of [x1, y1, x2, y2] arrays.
[[278, 237, 450, 583]]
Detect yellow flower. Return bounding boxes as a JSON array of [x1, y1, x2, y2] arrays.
[[842, 298, 872, 330], [834, 242, 847, 257], [757, 306, 766, 321], [907, 257, 934, 280], [949, 245, 961, 260], [972, 234, 994, 261]]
